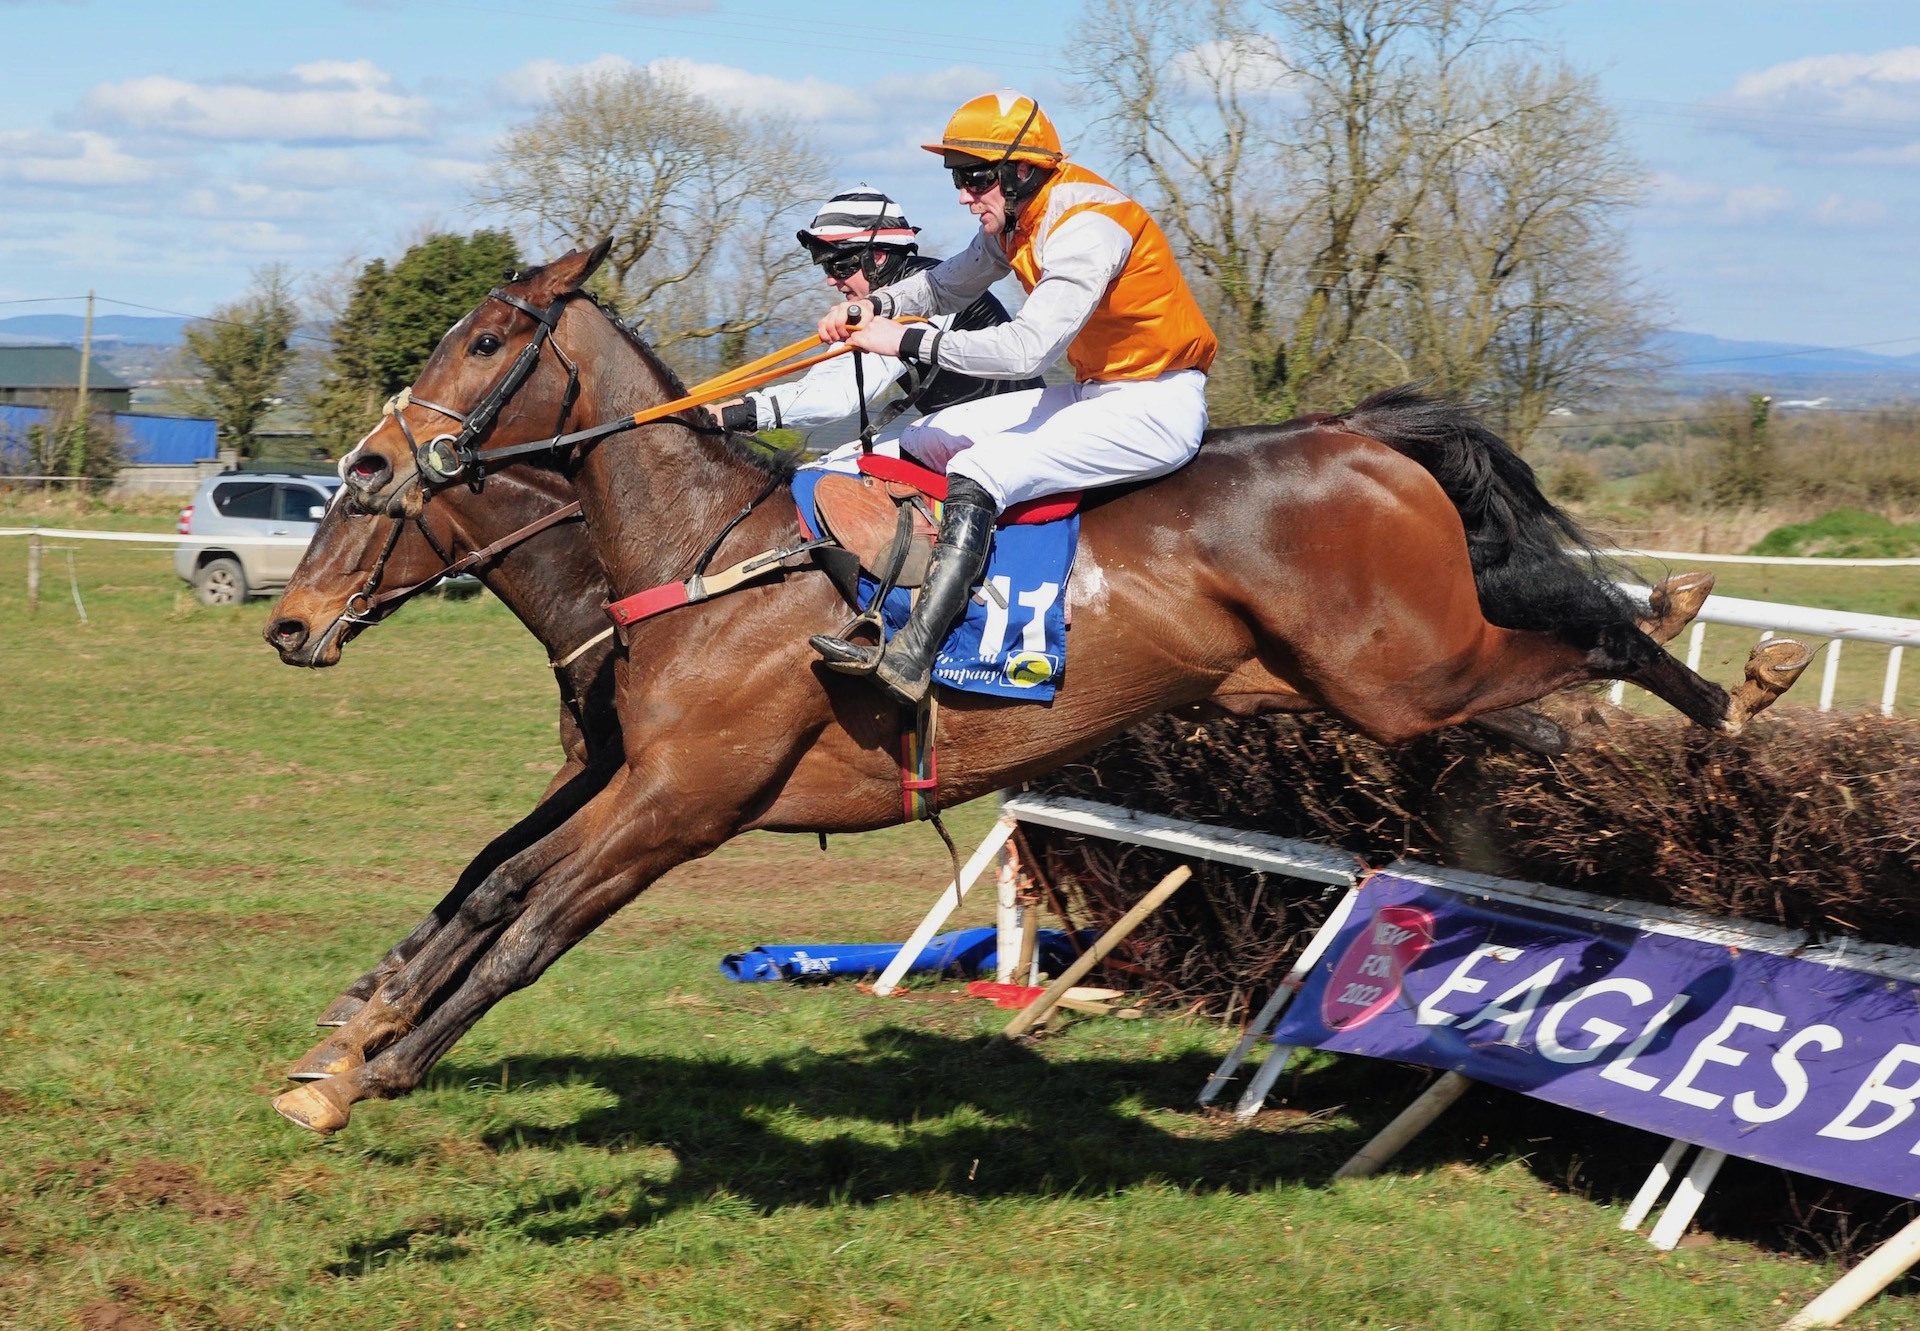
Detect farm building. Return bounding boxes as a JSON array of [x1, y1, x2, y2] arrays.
[[0, 343, 132, 413]]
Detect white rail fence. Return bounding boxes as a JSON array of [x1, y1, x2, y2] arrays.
[[1614, 587, 1920, 716], [4, 528, 1918, 713]]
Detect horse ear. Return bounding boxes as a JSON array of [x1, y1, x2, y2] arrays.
[[580, 235, 613, 284], [520, 237, 616, 305]]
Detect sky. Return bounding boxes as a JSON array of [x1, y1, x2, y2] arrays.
[[1, 0, 1917, 353]]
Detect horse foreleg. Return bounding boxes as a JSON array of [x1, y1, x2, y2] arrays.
[[303, 753, 619, 1035], [275, 782, 726, 1135]]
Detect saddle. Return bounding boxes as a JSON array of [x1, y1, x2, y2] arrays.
[[807, 453, 1080, 590]]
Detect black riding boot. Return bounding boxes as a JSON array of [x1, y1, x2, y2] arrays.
[[810, 476, 997, 706]]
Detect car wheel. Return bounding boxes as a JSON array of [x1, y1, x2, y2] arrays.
[[194, 557, 248, 606]]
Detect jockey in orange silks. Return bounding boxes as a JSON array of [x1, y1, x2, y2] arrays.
[[809, 89, 1218, 705]]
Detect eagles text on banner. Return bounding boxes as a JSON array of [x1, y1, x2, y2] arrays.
[[1274, 870, 1920, 1201]]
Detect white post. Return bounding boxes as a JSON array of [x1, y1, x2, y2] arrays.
[[870, 817, 1014, 996], [1332, 1071, 1474, 1180], [994, 849, 1021, 983], [1620, 1139, 1692, 1232], [1785, 1212, 1920, 1329], [1883, 645, 1904, 718], [1201, 885, 1359, 1111], [1818, 639, 1841, 712], [1647, 1146, 1726, 1251], [1609, 680, 1627, 706], [1685, 620, 1706, 672]]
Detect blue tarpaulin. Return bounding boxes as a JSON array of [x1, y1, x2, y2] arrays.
[[721, 926, 1088, 983], [0, 404, 217, 465]]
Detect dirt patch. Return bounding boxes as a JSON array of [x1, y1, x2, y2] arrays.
[[38, 1156, 247, 1221], [0, 1088, 28, 1115], [98, 1160, 247, 1220], [76, 1300, 158, 1331]]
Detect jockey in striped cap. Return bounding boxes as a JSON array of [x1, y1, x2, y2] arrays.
[[712, 186, 1040, 443], [809, 91, 1218, 705]]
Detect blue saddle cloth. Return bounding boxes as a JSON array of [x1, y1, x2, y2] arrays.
[[792, 462, 1078, 702]]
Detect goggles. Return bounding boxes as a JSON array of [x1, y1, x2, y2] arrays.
[[816, 249, 867, 280], [950, 161, 999, 195]]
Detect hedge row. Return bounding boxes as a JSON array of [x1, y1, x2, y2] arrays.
[[1020, 701, 1920, 1019]]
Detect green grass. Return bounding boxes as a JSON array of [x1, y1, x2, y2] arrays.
[[0, 523, 1913, 1328], [1752, 508, 1920, 560]]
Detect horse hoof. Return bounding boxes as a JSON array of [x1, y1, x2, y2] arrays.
[[1749, 638, 1815, 688], [1724, 638, 1815, 730], [273, 1080, 353, 1136], [286, 1035, 364, 1083], [316, 994, 365, 1028], [1642, 572, 1714, 644]]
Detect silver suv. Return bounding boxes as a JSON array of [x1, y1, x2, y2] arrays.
[[175, 470, 340, 605]]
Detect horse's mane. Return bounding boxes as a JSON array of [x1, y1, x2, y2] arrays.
[[575, 289, 797, 482]]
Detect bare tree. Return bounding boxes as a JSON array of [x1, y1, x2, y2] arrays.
[[475, 67, 828, 370], [1075, 0, 1652, 432], [175, 265, 299, 459]]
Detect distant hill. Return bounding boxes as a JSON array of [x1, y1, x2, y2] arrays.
[[0, 313, 192, 346], [1652, 331, 1920, 377]]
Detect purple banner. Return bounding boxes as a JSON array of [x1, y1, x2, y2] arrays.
[[1273, 871, 1920, 1200]]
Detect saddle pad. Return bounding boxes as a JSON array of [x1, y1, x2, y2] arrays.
[[792, 460, 1078, 702]]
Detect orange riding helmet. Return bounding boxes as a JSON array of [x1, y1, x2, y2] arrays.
[[921, 90, 1065, 169]]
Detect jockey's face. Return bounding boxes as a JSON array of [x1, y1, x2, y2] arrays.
[[959, 178, 1009, 237], [826, 266, 872, 300]]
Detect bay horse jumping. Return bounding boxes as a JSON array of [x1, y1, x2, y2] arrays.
[[277, 240, 1808, 1134], [263, 461, 621, 1030]]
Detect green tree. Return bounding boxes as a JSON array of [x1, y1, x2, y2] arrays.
[[309, 257, 390, 457], [309, 232, 520, 456], [177, 266, 299, 459]]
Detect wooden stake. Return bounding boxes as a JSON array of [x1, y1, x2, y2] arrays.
[[1785, 1213, 1920, 1329], [1332, 1070, 1473, 1180], [1001, 864, 1191, 1040]]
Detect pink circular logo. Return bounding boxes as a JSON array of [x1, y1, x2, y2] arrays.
[[1320, 905, 1435, 1032]]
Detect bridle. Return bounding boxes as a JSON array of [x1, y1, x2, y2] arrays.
[[385, 287, 584, 494]]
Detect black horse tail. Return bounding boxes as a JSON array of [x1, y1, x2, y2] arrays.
[[1334, 383, 1637, 646]]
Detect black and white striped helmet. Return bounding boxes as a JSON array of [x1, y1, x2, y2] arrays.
[[796, 186, 919, 260]]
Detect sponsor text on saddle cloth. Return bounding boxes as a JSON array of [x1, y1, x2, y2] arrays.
[[793, 455, 1078, 701]]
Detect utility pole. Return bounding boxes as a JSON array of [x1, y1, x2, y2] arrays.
[[66, 289, 95, 486]]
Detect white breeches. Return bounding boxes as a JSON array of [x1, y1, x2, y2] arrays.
[[898, 369, 1209, 509]]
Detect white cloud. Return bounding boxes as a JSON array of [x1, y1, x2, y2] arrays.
[[1170, 35, 1297, 99], [1726, 46, 1920, 120], [205, 220, 320, 254], [1811, 192, 1891, 227], [0, 129, 160, 185], [503, 54, 641, 106], [1643, 173, 1791, 225], [84, 60, 430, 143], [1714, 45, 1920, 163], [1722, 183, 1792, 222], [254, 148, 367, 189]]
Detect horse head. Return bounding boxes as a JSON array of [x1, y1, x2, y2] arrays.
[[263, 463, 584, 667], [340, 237, 614, 519]]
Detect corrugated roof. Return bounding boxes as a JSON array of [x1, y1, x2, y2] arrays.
[[0, 344, 129, 390]]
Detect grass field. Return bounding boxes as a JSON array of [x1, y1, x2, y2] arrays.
[[2, 516, 1918, 1329]]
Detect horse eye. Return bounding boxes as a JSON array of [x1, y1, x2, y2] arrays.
[[471, 333, 502, 356]]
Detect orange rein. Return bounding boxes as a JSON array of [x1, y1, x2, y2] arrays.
[[621, 318, 925, 433]]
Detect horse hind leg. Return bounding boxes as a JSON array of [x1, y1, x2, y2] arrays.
[[1637, 572, 1714, 645], [1590, 622, 1812, 734]]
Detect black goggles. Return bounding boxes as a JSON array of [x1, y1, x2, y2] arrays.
[[950, 161, 999, 195], [816, 249, 866, 280]]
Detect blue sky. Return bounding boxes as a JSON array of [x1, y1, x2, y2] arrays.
[[2, 0, 1916, 352]]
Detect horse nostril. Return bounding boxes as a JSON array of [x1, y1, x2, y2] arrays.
[[268, 618, 309, 652], [348, 455, 389, 485]]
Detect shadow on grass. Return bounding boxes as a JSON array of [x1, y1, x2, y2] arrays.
[[326, 1026, 1391, 1276]]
